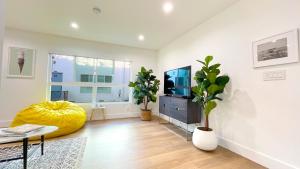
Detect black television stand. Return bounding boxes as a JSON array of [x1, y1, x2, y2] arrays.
[[158, 95, 202, 140]]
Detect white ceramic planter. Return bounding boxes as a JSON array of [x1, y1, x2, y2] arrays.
[[192, 127, 218, 151]]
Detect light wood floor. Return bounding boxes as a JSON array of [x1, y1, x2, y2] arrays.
[[63, 118, 266, 169]]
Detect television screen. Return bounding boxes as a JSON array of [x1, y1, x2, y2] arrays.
[[164, 66, 191, 97]]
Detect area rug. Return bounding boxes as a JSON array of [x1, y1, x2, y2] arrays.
[[0, 137, 87, 169]]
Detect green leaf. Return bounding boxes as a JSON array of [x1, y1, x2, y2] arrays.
[[192, 97, 199, 103], [207, 84, 220, 94], [202, 66, 210, 74], [149, 94, 157, 102], [204, 101, 217, 116], [150, 75, 156, 81], [207, 73, 217, 83], [192, 96, 202, 103], [192, 86, 204, 96], [196, 60, 206, 65], [205, 56, 213, 65], [194, 70, 206, 84], [209, 63, 221, 70], [153, 79, 160, 86], [195, 70, 206, 78], [141, 67, 146, 73], [215, 75, 230, 87], [128, 82, 136, 87], [202, 80, 211, 89], [191, 86, 198, 93], [210, 69, 220, 75]]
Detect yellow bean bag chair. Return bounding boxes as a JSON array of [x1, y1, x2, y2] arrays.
[[11, 101, 86, 138]]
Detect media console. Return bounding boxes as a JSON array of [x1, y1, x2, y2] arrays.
[[159, 95, 202, 124], [159, 95, 202, 140]]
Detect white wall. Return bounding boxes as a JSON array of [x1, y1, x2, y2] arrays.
[[158, 0, 300, 168], [0, 28, 158, 126], [0, 0, 5, 87]]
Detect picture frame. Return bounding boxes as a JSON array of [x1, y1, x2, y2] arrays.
[[7, 47, 36, 78], [252, 29, 299, 68]]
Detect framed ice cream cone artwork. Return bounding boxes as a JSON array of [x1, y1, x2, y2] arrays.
[[7, 47, 36, 78]]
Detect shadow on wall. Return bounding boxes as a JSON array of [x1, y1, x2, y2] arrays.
[[212, 80, 258, 149]]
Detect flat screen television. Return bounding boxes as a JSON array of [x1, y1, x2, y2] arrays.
[[164, 66, 191, 98]]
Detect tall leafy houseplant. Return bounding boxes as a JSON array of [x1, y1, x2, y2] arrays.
[[129, 67, 160, 121], [192, 56, 230, 131]]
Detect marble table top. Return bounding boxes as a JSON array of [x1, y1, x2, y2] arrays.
[[0, 126, 58, 144]]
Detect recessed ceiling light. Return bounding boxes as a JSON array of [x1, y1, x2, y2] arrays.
[[138, 34, 145, 41], [163, 2, 174, 14], [70, 22, 79, 29]]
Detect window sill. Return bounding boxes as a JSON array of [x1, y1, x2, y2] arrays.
[[77, 102, 131, 106]]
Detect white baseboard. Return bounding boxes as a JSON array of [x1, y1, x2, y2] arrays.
[[0, 120, 12, 127], [87, 112, 140, 121], [105, 112, 140, 119], [218, 137, 298, 169]]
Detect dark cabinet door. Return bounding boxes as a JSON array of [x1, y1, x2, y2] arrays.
[[186, 100, 201, 124], [171, 97, 187, 108], [159, 96, 170, 116], [169, 98, 188, 123], [169, 106, 187, 123]]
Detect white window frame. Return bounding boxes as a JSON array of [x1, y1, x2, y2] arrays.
[[47, 53, 132, 104]]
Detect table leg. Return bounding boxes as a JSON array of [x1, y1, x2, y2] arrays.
[[23, 138, 28, 169], [102, 109, 105, 120], [41, 135, 44, 155], [90, 111, 94, 121], [186, 123, 189, 141]]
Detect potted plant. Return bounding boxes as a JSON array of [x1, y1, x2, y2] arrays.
[[192, 56, 230, 151], [129, 67, 160, 121]]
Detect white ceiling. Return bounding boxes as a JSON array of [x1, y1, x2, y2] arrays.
[[5, 0, 238, 50]]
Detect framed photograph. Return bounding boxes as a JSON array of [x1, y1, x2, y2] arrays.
[[253, 29, 299, 68], [7, 47, 36, 78]]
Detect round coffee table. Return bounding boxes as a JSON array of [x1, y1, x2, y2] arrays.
[[0, 126, 58, 169]]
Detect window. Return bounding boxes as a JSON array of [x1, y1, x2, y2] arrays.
[[97, 87, 112, 94], [97, 75, 112, 83], [80, 74, 94, 82], [49, 54, 130, 103], [80, 74, 113, 83], [97, 75, 105, 82]]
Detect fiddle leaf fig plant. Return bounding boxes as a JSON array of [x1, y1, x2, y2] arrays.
[[129, 67, 160, 111], [192, 56, 230, 131]]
